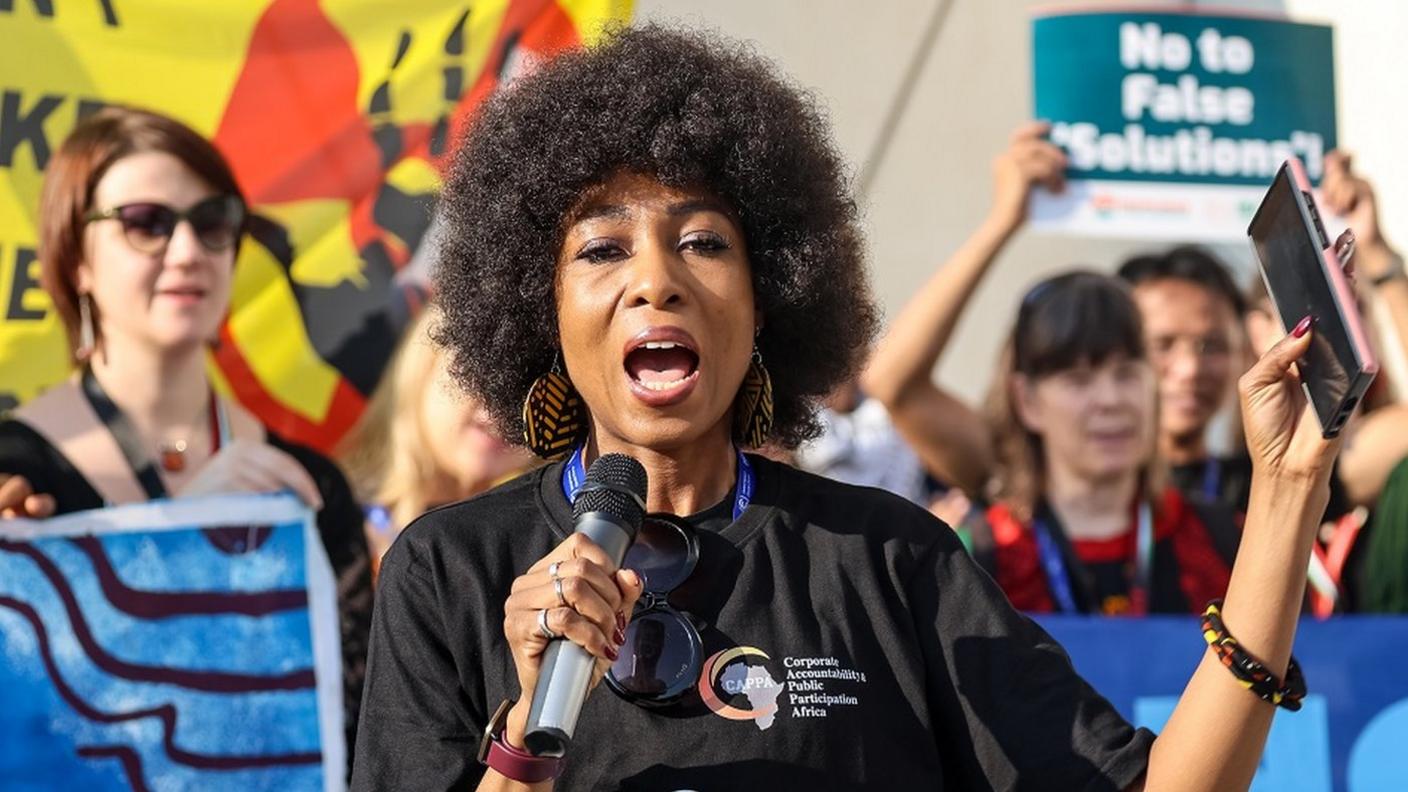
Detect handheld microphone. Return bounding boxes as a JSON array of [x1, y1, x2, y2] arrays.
[[524, 453, 647, 757]]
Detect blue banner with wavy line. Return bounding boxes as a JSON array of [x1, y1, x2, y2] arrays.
[[0, 494, 341, 791]]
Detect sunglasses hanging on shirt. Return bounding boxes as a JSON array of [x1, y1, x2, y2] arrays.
[[606, 512, 705, 707]]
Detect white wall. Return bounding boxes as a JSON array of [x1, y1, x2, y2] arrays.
[[635, 0, 1408, 401]]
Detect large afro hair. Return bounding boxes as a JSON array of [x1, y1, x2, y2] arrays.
[[432, 24, 878, 449]]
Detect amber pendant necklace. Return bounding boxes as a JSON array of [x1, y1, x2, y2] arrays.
[[81, 365, 231, 500], [157, 395, 227, 473], [158, 440, 190, 473]]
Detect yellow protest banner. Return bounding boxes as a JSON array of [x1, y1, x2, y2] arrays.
[[0, 0, 631, 451]]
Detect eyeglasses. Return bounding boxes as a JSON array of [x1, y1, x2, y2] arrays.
[[606, 513, 703, 707], [85, 195, 246, 254], [1148, 334, 1233, 361]]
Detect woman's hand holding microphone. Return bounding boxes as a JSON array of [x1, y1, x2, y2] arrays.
[[499, 532, 644, 751]]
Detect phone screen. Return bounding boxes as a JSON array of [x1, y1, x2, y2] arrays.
[[1248, 167, 1353, 428]]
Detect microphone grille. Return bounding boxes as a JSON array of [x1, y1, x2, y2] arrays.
[[572, 453, 648, 526]]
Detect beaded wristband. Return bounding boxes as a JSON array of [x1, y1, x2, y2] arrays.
[[1201, 600, 1306, 711]]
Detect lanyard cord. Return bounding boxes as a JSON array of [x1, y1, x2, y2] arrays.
[[562, 446, 754, 521], [1201, 457, 1222, 501], [1033, 500, 1154, 614]]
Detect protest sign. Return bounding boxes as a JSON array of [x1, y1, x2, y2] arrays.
[[0, 494, 342, 791], [1030, 8, 1336, 240], [1040, 615, 1408, 792], [0, 0, 631, 450]]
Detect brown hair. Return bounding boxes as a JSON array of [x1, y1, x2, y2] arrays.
[[984, 271, 1159, 520], [38, 106, 245, 361]]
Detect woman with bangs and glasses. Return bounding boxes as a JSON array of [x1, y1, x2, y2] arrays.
[[863, 122, 1241, 617], [0, 106, 373, 760], [356, 27, 1350, 792]]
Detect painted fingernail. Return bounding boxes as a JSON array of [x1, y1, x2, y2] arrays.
[[616, 611, 626, 631], [605, 644, 619, 661], [613, 626, 626, 645], [1293, 315, 1313, 338]]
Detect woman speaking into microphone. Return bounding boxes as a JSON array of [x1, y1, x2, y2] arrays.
[[354, 26, 1341, 791]]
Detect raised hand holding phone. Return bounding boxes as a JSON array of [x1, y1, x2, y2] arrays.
[[1247, 156, 1378, 438]]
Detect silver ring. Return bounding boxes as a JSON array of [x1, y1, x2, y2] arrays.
[[537, 608, 558, 640], [553, 576, 567, 607], [548, 561, 562, 580]]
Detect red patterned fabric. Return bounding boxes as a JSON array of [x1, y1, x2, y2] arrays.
[[985, 488, 1233, 614]]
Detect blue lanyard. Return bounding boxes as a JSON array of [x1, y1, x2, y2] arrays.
[[1032, 519, 1080, 613], [1032, 502, 1153, 614], [561, 447, 754, 522], [365, 504, 395, 539], [1201, 457, 1222, 501]]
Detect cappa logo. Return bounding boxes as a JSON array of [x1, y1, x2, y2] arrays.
[[699, 646, 786, 731]]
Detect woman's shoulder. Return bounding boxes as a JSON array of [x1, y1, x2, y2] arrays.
[[0, 413, 51, 444], [759, 454, 964, 554], [0, 409, 105, 513], [0, 415, 64, 469], [5, 380, 85, 458]]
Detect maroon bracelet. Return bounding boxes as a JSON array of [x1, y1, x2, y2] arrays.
[[485, 734, 564, 783], [478, 699, 565, 783]]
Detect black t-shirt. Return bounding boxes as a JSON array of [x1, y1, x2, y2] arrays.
[[0, 418, 374, 760], [1169, 454, 1254, 516], [352, 455, 1153, 791]]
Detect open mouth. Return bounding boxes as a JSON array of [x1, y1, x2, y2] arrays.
[[626, 340, 699, 390], [623, 328, 701, 405]]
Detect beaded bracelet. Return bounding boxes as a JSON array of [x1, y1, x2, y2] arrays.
[[1201, 600, 1307, 711]]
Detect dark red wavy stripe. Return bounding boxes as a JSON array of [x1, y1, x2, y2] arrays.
[[0, 541, 315, 692], [0, 595, 321, 769], [76, 745, 152, 792], [69, 536, 307, 618]]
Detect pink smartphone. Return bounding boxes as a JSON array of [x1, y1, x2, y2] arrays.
[[1247, 157, 1378, 438]]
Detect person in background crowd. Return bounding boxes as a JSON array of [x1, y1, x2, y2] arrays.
[[793, 376, 931, 506], [338, 306, 535, 575], [1117, 246, 1254, 513], [0, 106, 373, 760], [863, 121, 1240, 615]]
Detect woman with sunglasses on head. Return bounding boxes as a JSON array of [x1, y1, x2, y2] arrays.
[[0, 106, 373, 760], [354, 28, 1346, 791], [863, 122, 1242, 617]]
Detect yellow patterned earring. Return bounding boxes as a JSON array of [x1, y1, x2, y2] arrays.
[[522, 353, 588, 460], [733, 345, 774, 448]]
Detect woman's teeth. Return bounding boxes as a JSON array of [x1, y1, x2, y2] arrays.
[[640, 373, 693, 391]]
